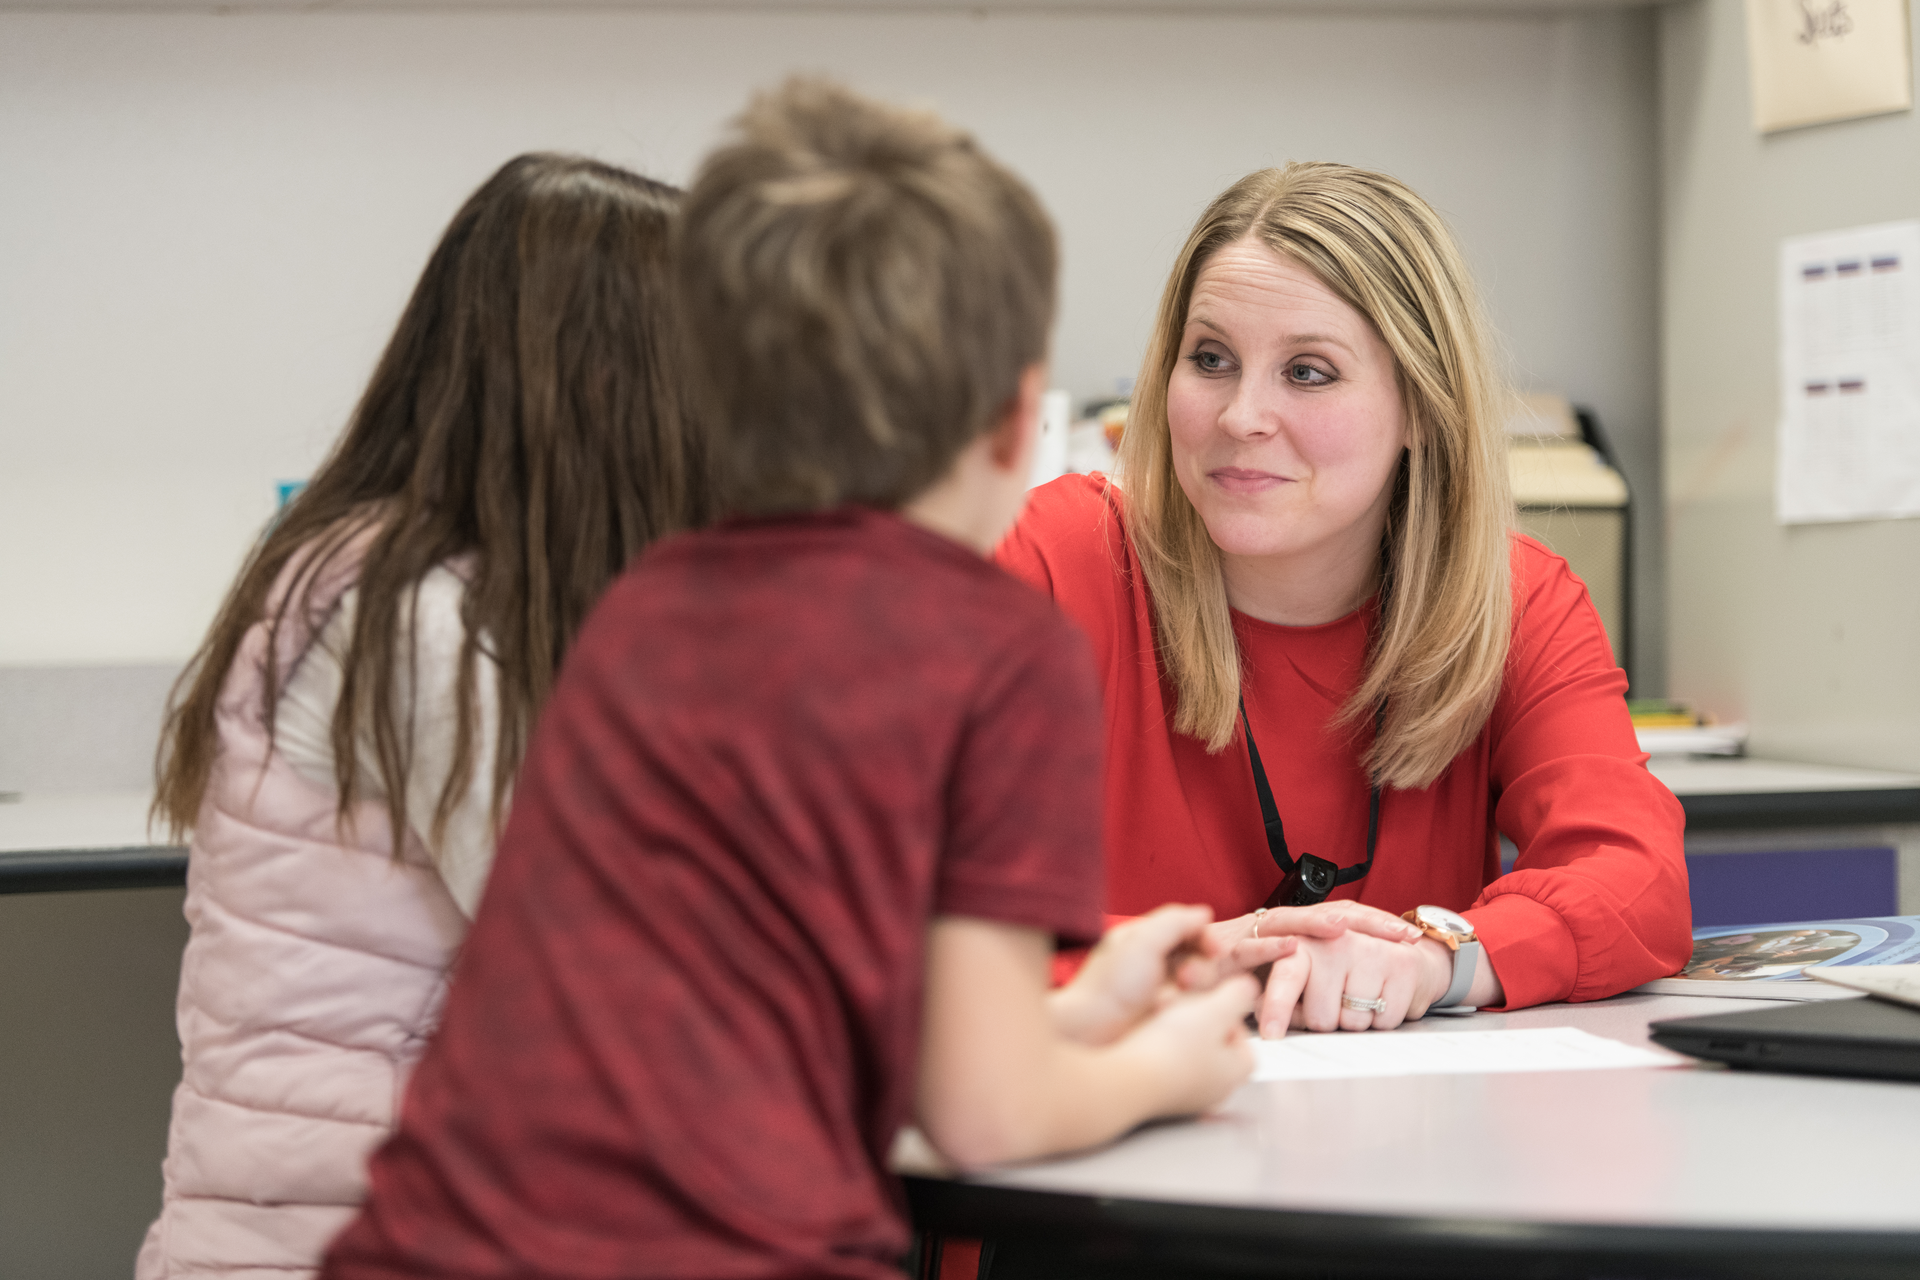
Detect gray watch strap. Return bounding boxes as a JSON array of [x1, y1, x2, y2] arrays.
[[1435, 938, 1479, 1008]]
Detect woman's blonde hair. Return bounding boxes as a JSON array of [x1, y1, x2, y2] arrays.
[[1118, 162, 1513, 790]]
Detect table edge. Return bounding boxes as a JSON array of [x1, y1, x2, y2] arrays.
[[0, 846, 188, 894], [1678, 788, 1920, 830], [905, 1178, 1920, 1277]]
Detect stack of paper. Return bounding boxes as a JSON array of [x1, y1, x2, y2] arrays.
[[1250, 1027, 1682, 1083]]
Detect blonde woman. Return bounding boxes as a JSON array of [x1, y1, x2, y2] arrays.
[[999, 163, 1690, 1036]]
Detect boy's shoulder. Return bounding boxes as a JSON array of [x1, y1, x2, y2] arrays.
[[580, 507, 1083, 695], [647, 507, 1064, 619], [649, 504, 994, 566]]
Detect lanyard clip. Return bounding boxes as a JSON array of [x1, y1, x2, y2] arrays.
[[1241, 695, 1384, 909], [1270, 851, 1340, 907]]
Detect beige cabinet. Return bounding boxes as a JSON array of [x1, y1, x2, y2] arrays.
[[1508, 395, 1631, 673]]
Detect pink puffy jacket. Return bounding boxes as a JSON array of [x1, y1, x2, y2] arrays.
[[137, 553, 468, 1279]]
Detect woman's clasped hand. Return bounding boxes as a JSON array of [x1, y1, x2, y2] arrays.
[[1204, 902, 1464, 1036]]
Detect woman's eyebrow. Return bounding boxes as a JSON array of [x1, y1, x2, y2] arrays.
[[1186, 315, 1355, 350], [1183, 317, 1359, 358]]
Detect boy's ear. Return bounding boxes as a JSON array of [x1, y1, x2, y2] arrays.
[[986, 364, 1049, 472]]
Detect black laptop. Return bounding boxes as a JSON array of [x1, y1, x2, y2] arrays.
[[1649, 997, 1920, 1082]]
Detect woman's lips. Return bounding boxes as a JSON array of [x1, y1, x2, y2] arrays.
[[1209, 466, 1291, 494]]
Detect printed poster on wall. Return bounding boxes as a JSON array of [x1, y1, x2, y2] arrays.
[[1776, 220, 1920, 523]]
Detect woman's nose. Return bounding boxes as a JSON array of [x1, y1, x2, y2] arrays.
[[1218, 378, 1278, 441]]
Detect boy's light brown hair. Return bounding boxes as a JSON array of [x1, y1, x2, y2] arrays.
[[677, 78, 1057, 516]]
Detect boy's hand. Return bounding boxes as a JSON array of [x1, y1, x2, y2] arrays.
[[1116, 974, 1261, 1117], [1051, 904, 1293, 1046], [918, 915, 1262, 1169]]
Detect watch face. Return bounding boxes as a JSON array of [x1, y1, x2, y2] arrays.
[[1413, 904, 1474, 938]]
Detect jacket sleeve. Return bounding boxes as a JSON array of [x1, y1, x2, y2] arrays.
[[1465, 539, 1693, 1009]]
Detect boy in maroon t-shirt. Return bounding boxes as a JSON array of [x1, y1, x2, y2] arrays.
[[322, 81, 1285, 1280]]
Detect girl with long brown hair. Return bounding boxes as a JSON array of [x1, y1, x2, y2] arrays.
[[138, 152, 698, 1280]]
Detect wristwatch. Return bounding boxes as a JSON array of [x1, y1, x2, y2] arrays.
[[1402, 905, 1480, 1009]]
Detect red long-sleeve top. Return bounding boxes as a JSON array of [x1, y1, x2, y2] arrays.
[[997, 474, 1691, 1010]]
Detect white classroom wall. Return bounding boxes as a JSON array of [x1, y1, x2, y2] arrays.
[[0, 4, 1662, 671], [1661, 0, 1920, 771]]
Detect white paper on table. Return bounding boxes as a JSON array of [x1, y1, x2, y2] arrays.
[[1250, 1027, 1684, 1083], [1777, 221, 1920, 524]]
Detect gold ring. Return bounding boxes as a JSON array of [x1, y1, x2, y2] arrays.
[[1341, 993, 1387, 1014], [1253, 907, 1268, 938]]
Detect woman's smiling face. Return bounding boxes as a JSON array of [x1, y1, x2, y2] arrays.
[[1166, 238, 1408, 614]]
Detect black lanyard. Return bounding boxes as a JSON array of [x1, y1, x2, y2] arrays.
[[1240, 696, 1382, 907]]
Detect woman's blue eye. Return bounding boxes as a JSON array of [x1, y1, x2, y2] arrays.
[[1290, 363, 1332, 385], [1189, 350, 1227, 372]]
